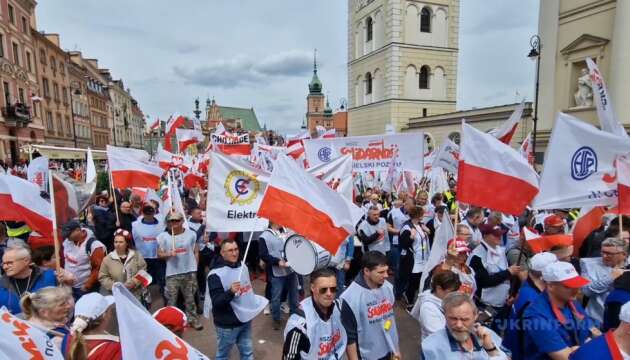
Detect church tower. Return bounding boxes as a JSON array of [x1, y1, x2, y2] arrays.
[[306, 50, 328, 134], [347, 0, 460, 135]]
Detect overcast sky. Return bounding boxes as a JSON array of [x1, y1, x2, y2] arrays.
[[36, 0, 539, 134]]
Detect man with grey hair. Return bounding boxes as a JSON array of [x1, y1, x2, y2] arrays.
[[422, 292, 509, 359], [581, 237, 629, 324]]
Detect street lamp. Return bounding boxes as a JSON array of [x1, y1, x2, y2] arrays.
[[528, 34, 541, 165]]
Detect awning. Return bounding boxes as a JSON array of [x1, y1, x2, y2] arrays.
[[21, 145, 107, 160]]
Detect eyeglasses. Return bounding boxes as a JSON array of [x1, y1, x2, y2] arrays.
[[168, 219, 183, 223], [317, 286, 337, 295], [601, 251, 623, 257], [114, 229, 130, 237]]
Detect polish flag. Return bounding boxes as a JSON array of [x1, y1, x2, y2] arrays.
[[156, 145, 189, 173], [617, 155, 630, 214], [165, 114, 187, 135], [322, 128, 336, 139], [214, 121, 226, 136], [523, 227, 547, 253], [258, 154, 364, 254], [519, 132, 534, 165], [489, 101, 525, 145], [107, 146, 165, 190], [571, 206, 607, 256], [133, 269, 153, 288], [523, 227, 573, 253], [0, 174, 53, 237], [149, 117, 161, 131], [176, 128, 203, 153], [457, 122, 539, 215], [286, 141, 305, 161], [183, 158, 206, 189], [286, 129, 310, 148]]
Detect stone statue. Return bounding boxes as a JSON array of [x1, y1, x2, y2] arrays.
[[574, 68, 594, 107]]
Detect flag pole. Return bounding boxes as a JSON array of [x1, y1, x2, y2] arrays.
[[620, 213, 624, 241], [238, 218, 259, 280], [108, 167, 121, 226], [47, 169, 61, 273]]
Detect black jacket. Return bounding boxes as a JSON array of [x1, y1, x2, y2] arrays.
[[207, 258, 245, 328]]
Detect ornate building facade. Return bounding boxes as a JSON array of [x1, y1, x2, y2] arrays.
[[347, 0, 459, 135]]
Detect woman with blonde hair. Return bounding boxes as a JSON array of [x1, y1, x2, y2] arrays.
[[65, 292, 121, 360], [20, 286, 74, 350]]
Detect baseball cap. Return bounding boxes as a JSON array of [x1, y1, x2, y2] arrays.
[[75, 293, 115, 320], [620, 301, 630, 323], [478, 223, 507, 237], [166, 210, 184, 221], [447, 238, 470, 256], [153, 306, 187, 332], [542, 261, 590, 288], [529, 252, 557, 272], [544, 214, 564, 228]]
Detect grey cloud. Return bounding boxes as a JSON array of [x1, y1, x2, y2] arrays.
[[255, 51, 314, 76], [175, 43, 201, 54]]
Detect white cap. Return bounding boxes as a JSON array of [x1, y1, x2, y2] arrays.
[[542, 261, 590, 289], [620, 302, 630, 323], [75, 292, 115, 320], [529, 252, 557, 272]]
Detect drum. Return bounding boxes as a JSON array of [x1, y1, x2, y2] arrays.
[[283, 234, 331, 275]]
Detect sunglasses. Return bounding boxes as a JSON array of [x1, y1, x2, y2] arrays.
[[317, 286, 337, 295], [114, 229, 130, 237], [168, 219, 183, 223]]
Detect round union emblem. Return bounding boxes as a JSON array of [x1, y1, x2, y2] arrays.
[[224, 170, 260, 205], [317, 147, 332, 162], [570, 146, 598, 181]]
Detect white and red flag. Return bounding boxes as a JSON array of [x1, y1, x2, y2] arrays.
[[211, 133, 251, 156], [586, 57, 628, 138], [617, 155, 630, 214], [432, 137, 459, 173], [258, 154, 363, 254], [148, 116, 161, 132], [0, 174, 53, 237], [156, 145, 189, 173], [27, 156, 49, 192], [519, 132, 534, 165], [112, 283, 209, 360], [0, 308, 64, 359], [164, 114, 186, 136], [175, 128, 203, 153], [533, 113, 630, 209], [286, 129, 310, 147], [321, 128, 336, 139], [457, 121, 539, 215], [107, 145, 165, 190], [489, 101, 525, 144]]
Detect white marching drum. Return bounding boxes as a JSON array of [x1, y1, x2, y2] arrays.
[[283, 234, 331, 275]]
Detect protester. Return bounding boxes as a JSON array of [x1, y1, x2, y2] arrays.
[[153, 305, 187, 338], [62, 220, 106, 299], [580, 237, 628, 325], [132, 204, 166, 303], [397, 205, 430, 305], [341, 251, 400, 360], [157, 210, 203, 330], [91, 195, 117, 251], [502, 252, 557, 360], [522, 261, 599, 359], [0, 246, 58, 314], [117, 201, 137, 233], [422, 292, 509, 359], [386, 198, 410, 275], [20, 286, 73, 349], [571, 301, 630, 359], [444, 178, 457, 212], [357, 206, 390, 254], [259, 222, 298, 330], [603, 272, 630, 331], [543, 214, 566, 235], [98, 229, 147, 301], [282, 268, 347, 359], [129, 193, 143, 217], [461, 207, 484, 248], [468, 223, 520, 329], [426, 237, 476, 295], [66, 292, 121, 360], [208, 239, 266, 360], [32, 245, 76, 286], [188, 207, 214, 304], [426, 205, 447, 243], [418, 271, 461, 340]]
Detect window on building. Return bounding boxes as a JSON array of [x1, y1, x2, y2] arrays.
[[0, 34, 4, 58], [366, 17, 373, 42], [65, 116, 71, 136], [40, 49, 46, 64], [12, 42, 19, 66], [50, 57, 56, 73], [25, 50, 32, 72], [53, 83, 59, 101], [21, 17, 27, 34], [62, 87, 68, 104], [419, 65, 430, 89], [46, 111, 53, 131], [42, 77, 50, 98], [18, 88, 24, 104], [365, 72, 373, 95], [422, 108, 428, 117], [3, 81, 10, 106], [8, 5, 15, 25], [420, 7, 431, 33]]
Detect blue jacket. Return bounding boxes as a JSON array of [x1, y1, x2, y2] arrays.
[[502, 277, 543, 360], [570, 331, 621, 360], [602, 288, 630, 332], [0, 266, 57, 314]]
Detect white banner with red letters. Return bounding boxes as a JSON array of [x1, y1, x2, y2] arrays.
[[303, 133, 424, 174], [0, 308, 64, 359]]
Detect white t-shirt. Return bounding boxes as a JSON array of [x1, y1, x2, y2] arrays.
[[157, 228, 197, 277]]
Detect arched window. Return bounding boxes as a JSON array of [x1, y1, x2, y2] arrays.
[[419, 65, 430, 89], [365, 72, 373, 95], [420, 7, 431, 33], [448, 131, 461, 145], [366, 17, 373, 42]]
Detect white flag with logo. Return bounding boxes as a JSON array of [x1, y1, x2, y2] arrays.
[[586, 57, 628, 138], [27, 156, 49, 192], [112, 283, 209, 360], [306, 154, 353, 201], [0, 307, 64, 359], [207, 151, 270, 231], [533, 112, 630, 209], [432, 138, 459, 173]]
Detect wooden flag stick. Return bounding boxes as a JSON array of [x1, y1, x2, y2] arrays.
[[238, 229, 256, 280], [108, 164, 121, 225], [620, 213, 624, 241], [47, 170, 61, 273]]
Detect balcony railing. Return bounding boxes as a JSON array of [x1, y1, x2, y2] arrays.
[[2, 103, 31, 127]]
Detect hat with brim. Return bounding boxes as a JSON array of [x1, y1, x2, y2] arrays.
[[75, 293, 115, 320], [166, 210, 184, 221], [542, 261, 590, 288]]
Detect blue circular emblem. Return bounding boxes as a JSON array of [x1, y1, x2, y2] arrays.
[[234, 178, 250, 195], [571, 146, 598, 181], [317, 147, 332, 162]]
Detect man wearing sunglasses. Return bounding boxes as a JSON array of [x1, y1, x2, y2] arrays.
[[283, 268, 347, 360], [341, 251, 400, 360]]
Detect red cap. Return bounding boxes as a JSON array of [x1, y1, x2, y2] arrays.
[[153, 306, 187, 332], [478, 224, 507, 238], [544, 214, 564, 228], [447, 238, 470, 256]]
